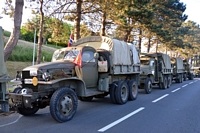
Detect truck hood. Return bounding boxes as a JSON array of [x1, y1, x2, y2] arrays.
[[23, 60, 75, 71]]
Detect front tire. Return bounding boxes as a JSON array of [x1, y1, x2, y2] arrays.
[[161, 76, 167, 89], [50, 88, 78, 123], [167, 75, 172, 88], [144, 78, 152, 94], [17, 106, 39, 116]]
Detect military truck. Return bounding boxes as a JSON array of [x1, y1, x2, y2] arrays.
[[191, 54, 200, 77], [0, 26, 10, 112], [139, 53, 172, 94], [170, 57, 185, 83], [183, 59, 194, 80], [9, 36, 140, 122]]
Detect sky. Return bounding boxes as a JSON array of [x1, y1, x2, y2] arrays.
[[0, 0, 200, 32]]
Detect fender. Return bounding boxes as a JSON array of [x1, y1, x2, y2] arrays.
[[37, 77, 87, 96]]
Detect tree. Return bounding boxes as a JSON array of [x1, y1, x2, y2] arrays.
[[4, 0, 24, 61]]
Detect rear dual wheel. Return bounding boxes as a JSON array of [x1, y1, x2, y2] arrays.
[[115, 81, 129, 104], [109, 80, 138, 104]]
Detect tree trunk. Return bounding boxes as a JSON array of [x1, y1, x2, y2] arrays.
[[36, 0, 44, 64], [123, 29, 131, 42], [156, 39, 158, 53], [147, 38, 151, 53], [138, 29, 142, 53], [4, 0, 24, 62], [100, 12, 106, 36], [74, 0, 82, 42]]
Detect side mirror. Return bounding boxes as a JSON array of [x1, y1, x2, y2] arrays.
[[94, 52, 99, 59]]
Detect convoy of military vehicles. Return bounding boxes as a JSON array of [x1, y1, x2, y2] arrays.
[[0, 27, 197, 122]]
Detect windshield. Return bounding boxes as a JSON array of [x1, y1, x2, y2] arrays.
[[140, 59, 150, 65], [52, 49, 80, 61], [64, 50, 80, 60]]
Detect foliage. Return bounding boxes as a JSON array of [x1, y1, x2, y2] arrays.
[[3, 30, 11, 37], [7, 45, 53, 62], [19, 26, 35, 42]]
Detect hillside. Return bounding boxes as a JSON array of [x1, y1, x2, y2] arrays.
[[4, 37, 58, 79]]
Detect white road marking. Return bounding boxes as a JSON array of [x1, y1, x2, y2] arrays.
[[0, 115, 22, 128], [182, 84, 188, 87], [171, 88, 181, 93], [189, 82, 193, 84], [98, 107, 145, 132], [152, 94, 169, 103]]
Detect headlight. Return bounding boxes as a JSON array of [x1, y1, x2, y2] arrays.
[[42, 72, 51, 81], [30, 70, 37, 76]]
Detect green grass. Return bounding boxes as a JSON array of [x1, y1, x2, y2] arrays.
[[3, 30, 11, 37], [8, 45, 54, 62]]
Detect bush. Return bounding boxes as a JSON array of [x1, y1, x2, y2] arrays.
[[20, 27, 35, 42]]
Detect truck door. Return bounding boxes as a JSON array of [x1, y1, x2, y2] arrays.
[[82, 50, 98, 87]]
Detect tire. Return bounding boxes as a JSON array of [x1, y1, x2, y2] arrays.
[[144, 78, 152, 94], [167, 76, 171, 88], [178, 74, 182, 83], [158, 83, 162, 89], [13, 87, 39, 116], [78, 96, 93, 101], [17, 106, 39, 116], [109, 81, 118, 104], [191, 74, 194, 80], [183, 73, 187, 81], [180, 74, 183, 83], [115, 81, 129, 104], [161, 76, 167, 89], [12, 87, 22, 93], [50, 87, 78, 123], [128, 80, 138, 100]]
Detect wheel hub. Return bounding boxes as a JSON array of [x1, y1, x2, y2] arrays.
[[60, 95, 73, 115]]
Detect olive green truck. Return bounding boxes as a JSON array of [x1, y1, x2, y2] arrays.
[[170, 57, 185, 83], [0, 26, 10, 113], [139, 53, 172, 94], [9, 36, 140, 122]]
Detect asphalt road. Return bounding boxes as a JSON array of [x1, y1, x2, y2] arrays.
[[1, 79, 200, 133]]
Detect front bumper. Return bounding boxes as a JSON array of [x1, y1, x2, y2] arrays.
[[9, 93, 33, 108]]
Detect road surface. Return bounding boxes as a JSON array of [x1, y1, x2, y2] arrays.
[[0, 79, 200, 133]]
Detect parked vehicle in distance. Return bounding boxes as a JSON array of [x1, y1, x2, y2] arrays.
[[139, 53, 172, 94], [9, 36, 140, 122], [170, 57, 185, 83], [183, 59, 194, 80]]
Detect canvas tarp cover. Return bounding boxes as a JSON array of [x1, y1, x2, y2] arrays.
[[0, 26, 10, 80], [176, 57, 184, 69], [73, 36, 140, 65], [161, 54, 171, 69]]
